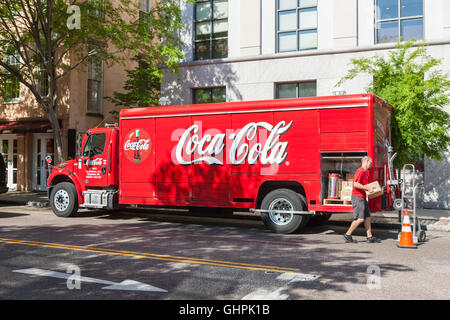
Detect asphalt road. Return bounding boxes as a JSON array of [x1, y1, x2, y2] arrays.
[[0, 202, 449, 300]]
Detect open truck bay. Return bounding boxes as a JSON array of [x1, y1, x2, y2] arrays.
[[47, 94, 394, 234]]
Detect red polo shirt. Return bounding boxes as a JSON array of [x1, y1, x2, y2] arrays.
[[352, 167, 369, 198]]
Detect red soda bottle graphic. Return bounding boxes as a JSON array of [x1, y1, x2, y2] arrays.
[[134, 129, 141, 161]]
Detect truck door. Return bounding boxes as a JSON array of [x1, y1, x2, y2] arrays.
[[78, 131, 110, 187]]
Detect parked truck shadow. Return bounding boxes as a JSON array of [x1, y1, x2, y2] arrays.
[[0, 218, 413, 299]]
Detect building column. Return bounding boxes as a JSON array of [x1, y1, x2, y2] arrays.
[[333, 0, 357, 48], [16, 134, 26, 191], [423, 154, 450, 209], [25, 133, 33, 191]]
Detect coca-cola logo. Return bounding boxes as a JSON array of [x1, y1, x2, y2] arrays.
[[86, 158, 104, 166], [123, 128, 151, 162], [175, 121, 293, 166]]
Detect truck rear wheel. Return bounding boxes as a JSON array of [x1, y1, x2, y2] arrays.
[[260, 189, 309, 234], [50, 182, 79, 217]]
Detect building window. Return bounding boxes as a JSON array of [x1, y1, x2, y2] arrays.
[[1, 53, 21, 103], [139, 0, 152, 29], [90, 0, 105, 19], [87, 49, 104, 115], [36, 64, 49, 98], [193, 87, 226, 104], [140, 0, 151, 13], [276, 81, 317, 99], [276, 0, 317, 53], [376, 0, 423, 44], [194, 0, 228, 60]]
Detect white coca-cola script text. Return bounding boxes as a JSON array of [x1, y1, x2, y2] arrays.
[[124, 139, 150, 151], [175, 121, 293, 165]]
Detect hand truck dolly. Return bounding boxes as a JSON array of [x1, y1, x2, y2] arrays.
[[397, 164, 426, 244]]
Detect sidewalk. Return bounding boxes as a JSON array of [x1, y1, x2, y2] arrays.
[[0, 190, 49, 207], [329, 210, 450, 232], [0, 191, 449, 231]]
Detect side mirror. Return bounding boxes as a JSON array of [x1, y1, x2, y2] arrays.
[[76, 132, 86, 157], [45, 155, 54, 168]]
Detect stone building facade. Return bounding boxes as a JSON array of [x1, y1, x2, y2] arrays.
[[162, 0, 450, 209]]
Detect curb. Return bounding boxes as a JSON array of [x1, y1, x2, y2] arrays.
[[9, 200, 450, 232], [425, 218, 450, 232], [27, 201, 49, 208], [328, 217, 449, 232], [327, 219, 401, 230]]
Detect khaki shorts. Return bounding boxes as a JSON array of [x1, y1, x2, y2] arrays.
[[351, 195, 370, 220]]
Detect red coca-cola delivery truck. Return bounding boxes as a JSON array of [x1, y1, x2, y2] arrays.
[[47, 93, 395, 234]]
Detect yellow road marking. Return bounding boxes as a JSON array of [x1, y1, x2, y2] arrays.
[[0, 237, 299, 273], [0, 208, 51, 215]]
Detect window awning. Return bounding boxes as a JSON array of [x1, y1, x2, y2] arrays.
[[0, 121, 54, 133]]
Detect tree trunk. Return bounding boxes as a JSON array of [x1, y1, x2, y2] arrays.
[[47, 106, 65, 163], [46, 50, 65, 163]]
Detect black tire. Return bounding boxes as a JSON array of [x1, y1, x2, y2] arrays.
[[50, 182, 79, 217], [393, 198, 403, 211], [260, 189, 309, 234], [418, 230, 426, 242]]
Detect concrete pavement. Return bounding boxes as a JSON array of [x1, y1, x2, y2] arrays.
[[0, 203, 449, 300], [0, 191, 449, 231]]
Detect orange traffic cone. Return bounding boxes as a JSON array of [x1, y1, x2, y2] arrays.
[[397, 210, 417, 249]]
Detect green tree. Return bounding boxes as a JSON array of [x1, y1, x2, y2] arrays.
[[107, 55, 164, 110], [107, 1, 192, 110], [0, 0, 183, 161], [337, 41, 450, 167]]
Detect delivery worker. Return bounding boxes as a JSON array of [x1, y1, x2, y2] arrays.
[[344, 156, 380, 243]]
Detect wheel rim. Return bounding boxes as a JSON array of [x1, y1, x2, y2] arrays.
[[54, 189, 70, 212], [393, 199, 402, 210], [268, 198, 294, 226]]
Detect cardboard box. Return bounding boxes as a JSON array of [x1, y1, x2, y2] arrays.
[[345, 173, 354, 181], [364, 181, 383, 199], [340, 181, 353, 200], [341, 194, 352, 201], [341, 181, 353, 192]]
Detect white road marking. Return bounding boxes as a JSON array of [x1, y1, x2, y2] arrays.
[[241, 287, 289, 300], [276, 272, 320, 282], [13, 268, 167, 292], [241, 272, 320, 300]]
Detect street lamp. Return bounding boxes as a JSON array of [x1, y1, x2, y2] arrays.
[[333, 86, 346, 96], [158, 97, 170, 106]]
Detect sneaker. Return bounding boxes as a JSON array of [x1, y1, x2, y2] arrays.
[[367, 236, 380, 243], [344, 234, 357, 243]]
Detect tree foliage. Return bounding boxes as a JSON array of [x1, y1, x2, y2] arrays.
[[337, 41, 450, 167], [0, 0, 185, 161], [107, 0, 192, 110]]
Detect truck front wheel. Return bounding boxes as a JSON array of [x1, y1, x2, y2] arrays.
[[260, 189, 309, 234], [50, 182, 79, 217]]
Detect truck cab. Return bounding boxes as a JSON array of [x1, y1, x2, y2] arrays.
[[47, 125, 119, 216]]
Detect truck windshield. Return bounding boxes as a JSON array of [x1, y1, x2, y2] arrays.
[[83, 133, 106, 157]]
